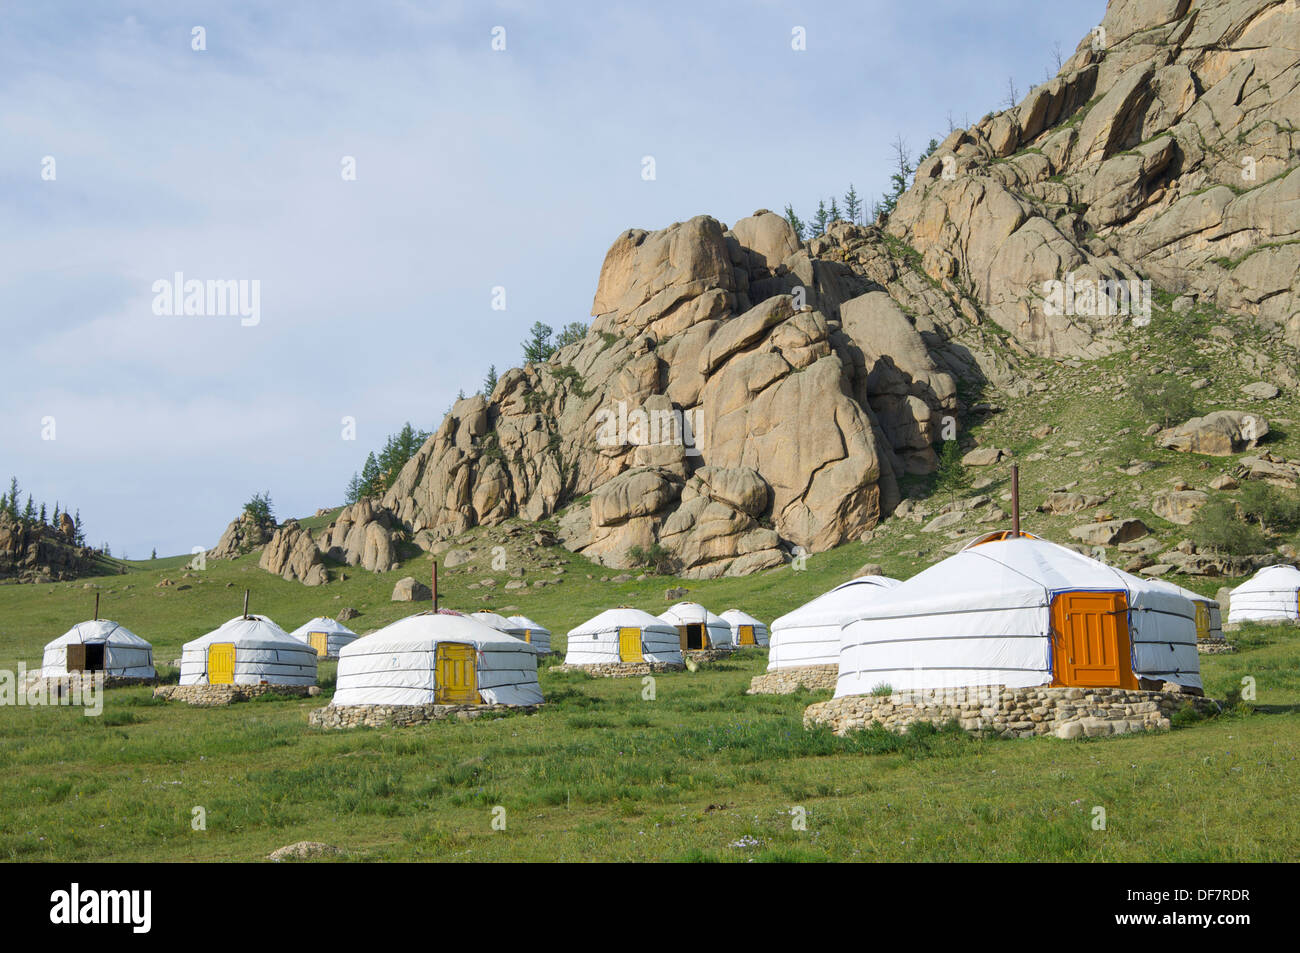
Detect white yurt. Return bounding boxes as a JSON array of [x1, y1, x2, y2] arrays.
[[658, 602, 731, 651], [289, 617, 359, 658], [179, 614, 318, 686], [463, 610, 549, 653], [41, 619, 155, 679], [1227, 564, 1300, 624], [1148, 579, 1224, 641], [768, 575, 902, 670], [332, 611, 542, 706], [505, 615, 553, 655], [564, 608, 683, 666], [719, 609, 769, 648], [837, 532, 1202, 698]]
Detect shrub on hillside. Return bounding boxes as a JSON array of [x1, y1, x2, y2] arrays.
[[1189, 502, 1267, 555], [1136, 375, 1196, 428]]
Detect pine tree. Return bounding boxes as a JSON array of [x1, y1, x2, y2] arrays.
[[73, 511, 84, 546], [5, 477, 19, 517], [360, 452, 381, 496], [783, 204, 807, 241], [22, 495, 35, 523], [829, 197, 841, 223], [52, 503, 60, 528], [39, 503, 47, 525], [813, 199, 829, 237], [482, 364, 498, 398], [344, 472, 365, 505], [843, 184, 861, 224], [151, 548, 157, 560], [880, 135, 915, 219], [933, 440, 971, 505], [554, 322, 588, 349], [521, 322, 555, 364]]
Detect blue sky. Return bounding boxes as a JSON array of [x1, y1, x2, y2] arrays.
[[0, 0, 1107, 558]]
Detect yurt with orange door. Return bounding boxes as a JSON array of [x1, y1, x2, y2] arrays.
[[836, 532, 1202, 698]]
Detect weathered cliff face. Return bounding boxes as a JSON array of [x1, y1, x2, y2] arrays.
[[0, 514, 103, 583], [889, 0, 1300, 356], [374, 0, 1297, 578], [380, 209, 984, 577]]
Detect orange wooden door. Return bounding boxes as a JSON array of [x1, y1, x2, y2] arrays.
[[1051, 591, 1138, 689]]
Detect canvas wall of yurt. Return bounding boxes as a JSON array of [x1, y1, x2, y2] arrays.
[[563, 608, 683, 668], [657, 602, 731, 652], [505, 615, 552, 655], [41, 619, 156, 680], [836, 533, 1203, 700], [179, 614, 318, 687], [1147, 579, 1224, 644], [1227, 565, 1300, 624], [767, 576, 901, 670], [464, 610, 552, 654], [719, 609, 769, 648], [330, 612, 542, 707], [289, 617, 359, 658]]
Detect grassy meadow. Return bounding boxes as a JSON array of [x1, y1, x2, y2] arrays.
[[1, 533, 1299, 862]]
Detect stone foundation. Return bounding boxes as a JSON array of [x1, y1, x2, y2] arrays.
[[684, 648, 734, 664], [154, 683, 319, 707], [27, 673, 157, 693], [804, 685, 1222, 740], [309, 702, 540, 729], [747, 665, 839, 695], [1197, 639, 1236, 655], [548, 661, 686, 678]]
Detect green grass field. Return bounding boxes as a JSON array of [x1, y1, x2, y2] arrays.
[[2, 539, 1298, 862]]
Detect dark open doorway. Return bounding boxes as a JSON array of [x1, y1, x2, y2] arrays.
[[67, 643, 105, 672]]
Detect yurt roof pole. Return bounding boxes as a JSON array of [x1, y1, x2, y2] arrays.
[[243, 589, 250, 619], [94, 592, 100, 621], [432, 560, 439, 612], [1011, 463, 1021, 538]]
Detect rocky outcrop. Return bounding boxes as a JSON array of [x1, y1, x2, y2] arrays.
[[0, 514, 103, 583], [318, 499, 402, 573], [258, 521, 328, 586], [888, 0, 1300, 356], [391, 576, 432, 602], [208, 512, 274, 560]]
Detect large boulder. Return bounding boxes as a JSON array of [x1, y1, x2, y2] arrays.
[[1158, 412, 1269, 456], [258, 521, 328, 586], [208, 512, 274, 560]]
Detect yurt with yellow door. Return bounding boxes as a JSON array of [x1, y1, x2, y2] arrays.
[[505, 615, 552, 655], [719, 609, 769, 648], [563, 608, 683, 668], [330, 611, 542, 707], [289, 617, 359, 659], [179, 614, 318, 686], [1147, 579, 1224, 644], [463, 610, 553, 656], [835, 532, 1202, 699], [657, 602, 731, 652], [40, 619, 156, 680], [1227, 564, 1300, 624]]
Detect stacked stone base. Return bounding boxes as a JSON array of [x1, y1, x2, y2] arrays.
[[309, 702, 539, 729], [154, 683, 318, 707], [747, 664, 839, 694], [548, 661, 686, 678], [1197, 639, 1236, 655], [684, 648, 734, 664], [27, 672, 157, 693], [804, 685, 1222, 740]]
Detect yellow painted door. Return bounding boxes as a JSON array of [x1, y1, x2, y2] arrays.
[[1051, 592, 1137, 689], [309, 632, 329, 656], [207, 643, 236, 685], [1193, 602, 1209, 641], [618, 627, 644, 662], [435, 643, 480, 704], [738, 625, 755, 646]]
